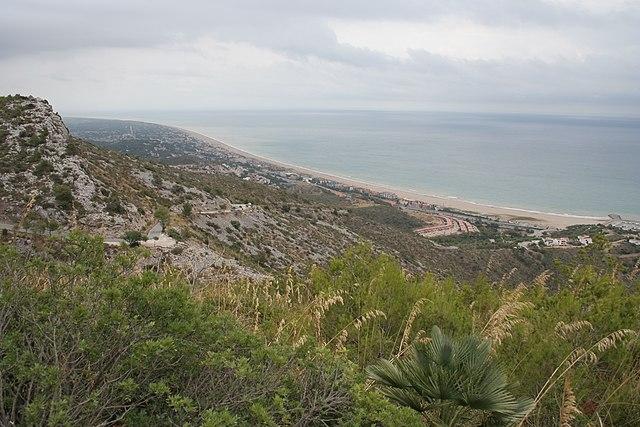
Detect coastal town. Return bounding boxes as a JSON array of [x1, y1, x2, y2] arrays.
[[66, 118, 640, 257]]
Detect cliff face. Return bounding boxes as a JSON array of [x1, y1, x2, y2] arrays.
[[0, 95, 144, 230]]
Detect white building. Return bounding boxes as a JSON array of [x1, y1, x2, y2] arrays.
[[577, 235, 593, 246], [543, 237, 570, 247]]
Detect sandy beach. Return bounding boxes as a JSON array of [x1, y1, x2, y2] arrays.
[[181, 127, 610, 229]]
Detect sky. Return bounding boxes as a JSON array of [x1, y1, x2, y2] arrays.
[[1, 0, 639, 116]]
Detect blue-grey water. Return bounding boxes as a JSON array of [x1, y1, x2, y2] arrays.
[[99, 110, 640, 218]]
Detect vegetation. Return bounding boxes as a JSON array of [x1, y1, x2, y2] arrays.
[[154, 206, 170, 231], [351, 205, 424, 232], [0, 234, 421, 426], [182, 201, 193, 217], [52, 183, 74, 211], [1, 227, 639, 426], [122, 230, 146, 246], [202, 244, 639, 425], [367, 326, 533, 425], [105, 195, 125, 215]]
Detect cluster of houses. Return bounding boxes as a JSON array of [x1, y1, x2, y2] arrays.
[[606, 214, 640, 232], [543, 235, 593, 247], [518, 235, 594, 249], [415, 215, 479, 237], [398, 199, 438, 211]]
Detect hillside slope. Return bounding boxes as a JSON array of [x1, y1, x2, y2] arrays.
[[1, 96, 361, 278], [3, 95, 554, 283], [66, 115, 553, 283]]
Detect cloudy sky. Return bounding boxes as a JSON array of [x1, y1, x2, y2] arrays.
[[1, 0, 639, 115]]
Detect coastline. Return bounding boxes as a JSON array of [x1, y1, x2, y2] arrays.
[[179, 126, 609, 229]]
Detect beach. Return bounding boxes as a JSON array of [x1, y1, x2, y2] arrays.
[[181, 127, 610, 229]]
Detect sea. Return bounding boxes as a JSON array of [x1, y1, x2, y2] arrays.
[[95, 110, 640, 219]]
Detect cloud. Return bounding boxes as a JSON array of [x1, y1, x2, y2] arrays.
[[0, 0, 638, 114]]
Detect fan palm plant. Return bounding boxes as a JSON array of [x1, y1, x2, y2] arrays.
[[367, 326, 534, 426]]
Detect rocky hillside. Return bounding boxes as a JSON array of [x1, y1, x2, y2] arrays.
[[2, 94, 560, 283], [1, 95, 148, 233], [0, 95, 360, 278]]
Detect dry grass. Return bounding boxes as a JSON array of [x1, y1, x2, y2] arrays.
[[555, 320, 593, 340], [397, 298, 429, 357], [559, 376, 581, 427], [328, 310, 387, 351], [521, 328, 638, 424], [481, 284, 533, 348], [533, 269, 552, 287]]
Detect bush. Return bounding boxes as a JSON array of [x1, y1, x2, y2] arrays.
[[167, 228, 182, 241], [27, 128, 48, 146], [105, 195, 125, 215], [182, 202, 193, 218], [65, 141, 80, 155], [52, 183, 73, 210], [154, 206, 170, 231], [33, 159, 54, 176], [0, 234, 420, 426], [122, 230, 145, 247]]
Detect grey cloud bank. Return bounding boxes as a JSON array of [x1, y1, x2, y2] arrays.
[[1, 0, 639, 115]]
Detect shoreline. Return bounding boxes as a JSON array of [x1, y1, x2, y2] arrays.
[[177, 126, 608, 229]]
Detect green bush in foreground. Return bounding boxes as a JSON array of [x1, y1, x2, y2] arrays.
[[0, 233, 421, 426], [209, 244, 639, 425], [1, 233, 638, 426]]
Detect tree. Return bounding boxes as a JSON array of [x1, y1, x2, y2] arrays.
[[122, 230, 145, 247], [154, 206, 170, 232], [367, 326, 534, 426]]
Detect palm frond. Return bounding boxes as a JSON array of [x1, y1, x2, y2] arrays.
[[367, 325, 533, 425]]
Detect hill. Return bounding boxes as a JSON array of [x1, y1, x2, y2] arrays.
[[2, 95, 639, 425], [64, 114, 561, 283], [6, 95, 635, 284]]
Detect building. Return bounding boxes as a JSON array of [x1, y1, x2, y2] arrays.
[[543, 237, 570, 247], [577, 235, 593, 246]]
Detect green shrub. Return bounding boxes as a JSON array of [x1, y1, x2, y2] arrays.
[[27, 128, 48, 146], [182, 202, 193, 217], [122, 230, 145, 247], [167, 228, 182, 241], [0, 234, 420, 426], [52, 183, 73, 210], [105, 195, 125, 215], [154, 206, 170, 231], [33, 159, 54, 176]]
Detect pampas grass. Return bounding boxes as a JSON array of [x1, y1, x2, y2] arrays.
[[397, 298, 429, 357], [481, 284, 533, 347], [521, 328, 638, 425], [559, 376, 581, 427], [555, 320, 593, 340]]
